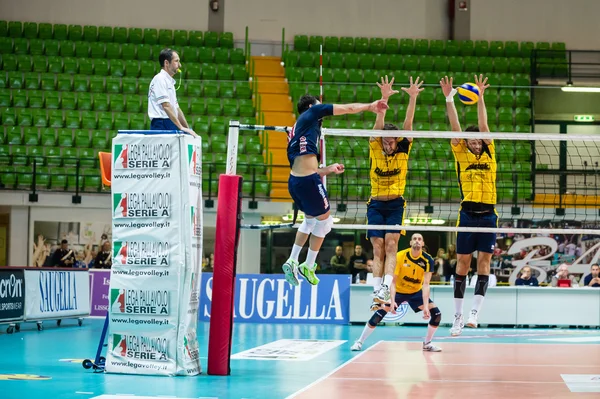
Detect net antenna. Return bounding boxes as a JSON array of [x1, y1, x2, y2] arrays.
[[231, 122, 300, 230], [321, 127, 600, 235]]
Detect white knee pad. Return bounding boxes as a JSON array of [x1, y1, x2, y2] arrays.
[[298, 217, 317, 234], [312, 216, 333, 238]]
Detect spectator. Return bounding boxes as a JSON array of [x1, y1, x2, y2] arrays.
[[94, 241, 113, 269], [434, 248, 446, 277], [550, 263, 578, 287], [444, 244, 457, 282], [366, 259, 373, 273], [330, 246, 347, 272], [51, 239, 75, 267], [348, 245, 368, 283], [74, 251, 87, 268], [515, 266, 539, 286], [583, 264, 600, 287]]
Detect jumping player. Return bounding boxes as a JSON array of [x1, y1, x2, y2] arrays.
[[440, 74, 497, 336], [282, 95, 389, 287], [369, 76, 423, 310], [351, 233, 442, 352]]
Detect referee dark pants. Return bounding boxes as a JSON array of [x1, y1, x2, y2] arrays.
[[150, 118, 179, 131]]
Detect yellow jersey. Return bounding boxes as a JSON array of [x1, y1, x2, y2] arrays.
[[369, 138, 411, 199], [394, 248, 434, 294], [451, 140, 497, 205]]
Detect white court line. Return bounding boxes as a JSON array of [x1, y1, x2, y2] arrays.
[[76, 392, 94, 395], [284, 340, 383, 399], [327, 377, 566, 384], [351, 361, 599, 368]]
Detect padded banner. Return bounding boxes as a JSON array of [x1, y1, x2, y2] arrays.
[[207, 174, 242, 376]]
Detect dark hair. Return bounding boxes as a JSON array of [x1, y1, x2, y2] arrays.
[[61, 239, 68, 244], [297, 94, 318, 115], [158, 48, 176, 68], [383, 123, 399, 131], [465, 125, 480, 132]]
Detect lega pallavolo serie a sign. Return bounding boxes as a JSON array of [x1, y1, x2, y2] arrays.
[[110, 334, 170, 362], [113, 193, 172, 219], [113, 143, 172, 169], [110, 289, 170, 315], [113, 241, 170, 267], [187, 144, 202, 176]]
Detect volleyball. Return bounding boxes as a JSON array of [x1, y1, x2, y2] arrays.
[[457, 83, 480, 105]]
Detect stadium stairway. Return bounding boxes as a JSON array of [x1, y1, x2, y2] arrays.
[[251, 56, 295, 201]]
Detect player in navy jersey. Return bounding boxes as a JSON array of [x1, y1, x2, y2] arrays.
[[283, 94, 389, 286]]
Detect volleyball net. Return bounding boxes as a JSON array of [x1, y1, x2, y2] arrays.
[[229, 122, 600, 235]]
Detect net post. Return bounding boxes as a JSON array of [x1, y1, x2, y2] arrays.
[[226, 120, 240, 176]]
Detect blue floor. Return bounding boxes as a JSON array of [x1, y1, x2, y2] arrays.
[[2, 318, 599, 399]]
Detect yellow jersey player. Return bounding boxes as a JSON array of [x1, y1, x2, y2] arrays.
[[351, 233, 442, 352], [369, 76, 423, 310], [440, 74, 497, 336]]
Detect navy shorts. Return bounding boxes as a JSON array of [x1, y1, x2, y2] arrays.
[[366, 197, 405, 239], [288, 173, 330, 217], [150, 118, 179, 131], [456, 209, 498, 254], [395, 290, 432, 313]]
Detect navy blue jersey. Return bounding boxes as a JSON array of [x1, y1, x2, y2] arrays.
[[287, 104, 334, 167]]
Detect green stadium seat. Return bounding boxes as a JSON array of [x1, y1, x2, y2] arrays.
[[83, 25, 97, 42], [0, 91, 10, 107], [47, 56, 62, 73], [140, 61, 155, 77], [474, 40, 489, 56], [459, 40, 474, 56], [309, 35, 323, 52], [36, 23, 52, 40], [0, 21, 6, 37], [339, 37, 354, 53], [122, 77, 138, 94], [94, 59, 110, 76], [502, 41, 519, 58], [110, 60, 125, 77], [42, 39, 58, 56], [143, 28, 158, 45], [11, 145, 28, 165], [128, 28, 143, 44], [29, 39, 44, 56], [370, 38, 385, 54], [173, 30, 188, 46], [61, 92, 77, 110], [74, 41, 91, 58], [158, 29, 173, 46], [8, 21, 23, 38], [112, 27, 127, 43], [204, 31, 219, 48], [7, 71, 23, 89], [17, 54, 32, 71], [414, 39, 429, 55], [55, 74, 71, 91], [324, 36, 339, 52], [122, 43, 137, 60], [105, 42, 121, 59]]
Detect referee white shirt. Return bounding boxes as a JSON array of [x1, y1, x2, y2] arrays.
[[148, 69, 178, 120]]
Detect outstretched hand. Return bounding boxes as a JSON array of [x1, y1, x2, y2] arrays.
[[369, 99, 389, 114], [474, 74, 490, 97], [440, 76, 454, 98], [376, 75, 399, 101], [401, 76, 424, 97]]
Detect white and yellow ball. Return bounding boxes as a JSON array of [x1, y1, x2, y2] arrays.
[[457, 83, 480, 105]]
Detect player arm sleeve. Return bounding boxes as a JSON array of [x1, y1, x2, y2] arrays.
[[155, 79, 171, 105], [307, 104, 334, 120]]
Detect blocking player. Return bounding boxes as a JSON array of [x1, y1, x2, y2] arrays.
[[440, 74, 497, 336], [282, 95, 389, 287], [368, 76, 423, 310], [351, 233, 442, 352]]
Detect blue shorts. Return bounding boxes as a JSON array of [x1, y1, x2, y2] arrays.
[[395, 290, 432, 313], [288, 173, 330, 217], [456, 209, 498, 254], [366, 197, 405, 239], [150, 118, 179, 131]]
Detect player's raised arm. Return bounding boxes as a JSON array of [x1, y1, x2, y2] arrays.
[[440, 76, 462, 145], [401, 76, 424, 135], [474, 74, 491, 139], [334, 99, 389, 116], [372, 75, 399, 132]]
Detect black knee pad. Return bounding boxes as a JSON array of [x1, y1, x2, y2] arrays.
[[429, 307, 441, 327], [368, 308, 388, 327], [454, 274, 467, 299], [475, 274, 490, 296]]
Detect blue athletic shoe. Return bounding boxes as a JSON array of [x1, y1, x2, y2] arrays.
[[282, 259, 299, 286]]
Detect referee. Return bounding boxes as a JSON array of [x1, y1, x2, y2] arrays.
[[148, 48, 197, 136]]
